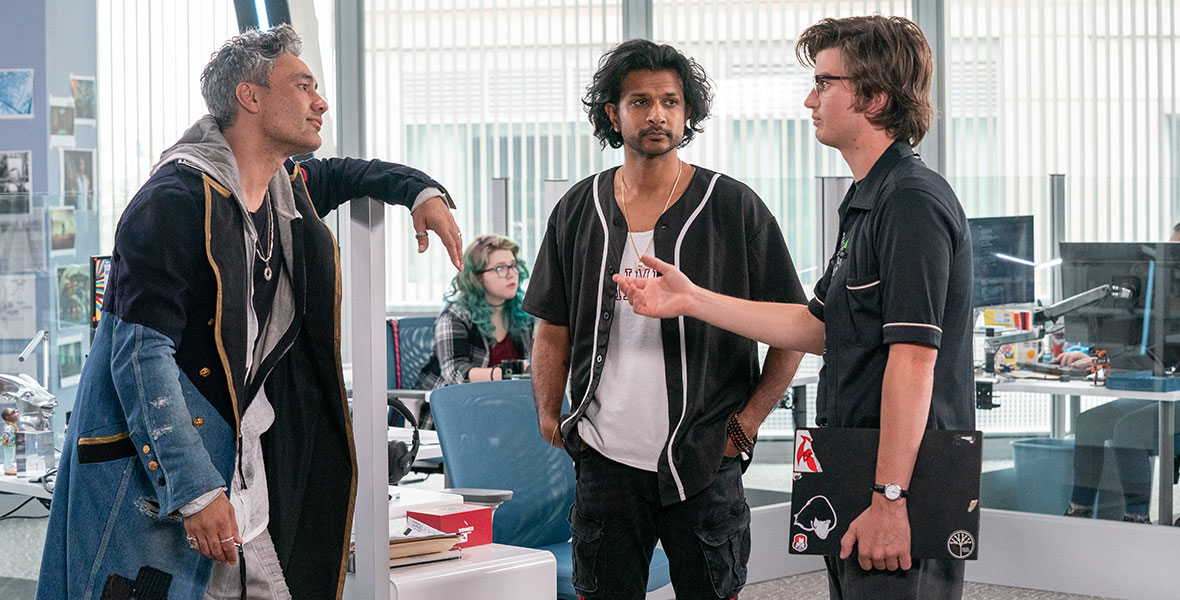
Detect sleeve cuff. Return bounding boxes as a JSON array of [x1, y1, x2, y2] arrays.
[[881, 322, 942, 348], [410, 187, 455, 212], [807, 297, 825, 322], [177, 487, 226, 517]]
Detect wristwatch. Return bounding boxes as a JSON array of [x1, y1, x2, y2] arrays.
[[872, 483, 909, 501]]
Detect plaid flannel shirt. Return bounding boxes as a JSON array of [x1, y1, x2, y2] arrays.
[[419, 302, 533, 390]]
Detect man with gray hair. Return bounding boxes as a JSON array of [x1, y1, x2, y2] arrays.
[[37, 24, 462, 600]]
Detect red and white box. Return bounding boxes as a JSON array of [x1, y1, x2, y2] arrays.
[[405, 504, 494, 548]]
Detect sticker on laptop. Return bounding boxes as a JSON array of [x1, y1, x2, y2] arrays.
[[794, 430, 822, 473], [947, 530, 975, 559], [792, 533, 808, 552], [793, 495, 838, 540]]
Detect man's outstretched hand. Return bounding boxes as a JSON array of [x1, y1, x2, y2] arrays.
[[612, 255, 700, 319]]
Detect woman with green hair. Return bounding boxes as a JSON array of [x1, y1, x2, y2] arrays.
[[419, 234, 535, 389]]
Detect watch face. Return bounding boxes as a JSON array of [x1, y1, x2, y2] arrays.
[[884, 484, 902, 500]]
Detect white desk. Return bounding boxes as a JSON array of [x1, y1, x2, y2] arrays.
[[345, 487, 556, 599], [343, 543, 556, 600], [989, 377, 1180, 526], [0, 473, 53, 500]]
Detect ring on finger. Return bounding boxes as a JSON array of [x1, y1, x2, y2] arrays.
[[186, 535, 199, 550], [414, 231, 429, 239], [220, 536, 235, 544]]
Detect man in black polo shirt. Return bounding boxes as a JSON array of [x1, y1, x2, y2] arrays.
[[615, 16, 974, 600], [524, 39, 807, 599]]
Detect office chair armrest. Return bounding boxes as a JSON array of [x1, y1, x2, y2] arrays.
[[443, 487, 514, 506]]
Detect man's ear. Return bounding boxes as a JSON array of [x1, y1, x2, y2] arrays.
[[864, 91, 888, 120], [235, 82, 262, 116], [604, 103, 620, 132]]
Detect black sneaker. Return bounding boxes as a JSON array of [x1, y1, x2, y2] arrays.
[[1122, 514, 1151, 524], [1064, 506, 1093, 518]]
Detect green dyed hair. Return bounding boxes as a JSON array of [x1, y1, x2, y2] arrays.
[[443, 234, 533, 340]]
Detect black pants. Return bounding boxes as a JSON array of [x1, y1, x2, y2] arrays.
[[570, 447, 750, 600], [825, 555, 965, 600]]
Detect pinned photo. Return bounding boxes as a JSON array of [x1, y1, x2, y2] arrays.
[[49, 96, 76, 146], [61, 149, 94, 209], [50, 207, 76, 255], [57, 264, 89, 330], [0, 150, 32, 215], [0, 69, 34, 119], [70, 75, 96, 123], [57, 334, 84, 388]]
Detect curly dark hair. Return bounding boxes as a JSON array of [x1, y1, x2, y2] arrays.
[[583, 39, 712, 150]]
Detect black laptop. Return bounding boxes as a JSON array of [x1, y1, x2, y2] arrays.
[[788, 427, 982, 561]]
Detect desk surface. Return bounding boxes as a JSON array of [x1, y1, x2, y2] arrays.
[[991, 377, 1180, 401], [343, 543, 556, 600], [0, 473, 53, 499]]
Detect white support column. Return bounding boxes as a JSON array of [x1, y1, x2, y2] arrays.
[[349, 198, 391, 600], [912, 0, 947, 176]]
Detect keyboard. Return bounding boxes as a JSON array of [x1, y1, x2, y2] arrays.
[[1013, 360, 1091, 378]]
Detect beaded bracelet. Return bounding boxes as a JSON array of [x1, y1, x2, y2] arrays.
[[727, 414, 755, 455]]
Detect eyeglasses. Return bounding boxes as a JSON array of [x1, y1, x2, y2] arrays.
[[813, 75, 851, 95], [478, 262, 521, 278]]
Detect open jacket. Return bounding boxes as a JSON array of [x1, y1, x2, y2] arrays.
[[417, 302, 535, 390], [38, 116, 450, 600]]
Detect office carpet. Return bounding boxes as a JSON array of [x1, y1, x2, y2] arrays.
[[742, 570, 1115, 600]]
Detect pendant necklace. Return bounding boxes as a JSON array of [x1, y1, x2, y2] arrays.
[[255, 190, 274, 281], [619, 160, 683, 271]]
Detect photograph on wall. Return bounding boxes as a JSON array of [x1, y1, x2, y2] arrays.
[[61, 149, 94, 209], [50, 207, 76, 256], [0, 69, 34, 119], [70, 75, 96, 123], [49, 96, 75, 146], [0, 212, 46, 272], [57, 333, 83, 388], [0, 274, 37, 341], [57, 264, 89, 330], [0, 150, 32, 215]]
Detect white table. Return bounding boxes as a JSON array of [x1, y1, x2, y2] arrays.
[[345, 487, 556, 599], [343, 543, 556, 600], [989, 377, 1180, 526], [0, 472, 53, 500]]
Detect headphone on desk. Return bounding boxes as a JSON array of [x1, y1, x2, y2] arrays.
[[387, 397, 420, 485]]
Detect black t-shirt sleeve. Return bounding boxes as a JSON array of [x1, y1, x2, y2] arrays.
[[808, 266, 831, 322], [875, 189, 957, 348], [746, 215, 807, 305], [521, 209, 570, 325]]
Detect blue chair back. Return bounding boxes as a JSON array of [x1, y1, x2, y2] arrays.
[[386, 316, 436, 390], [429, 380, 575, 548]]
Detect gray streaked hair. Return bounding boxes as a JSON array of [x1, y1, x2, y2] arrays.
[[200, 24, 303, 129]]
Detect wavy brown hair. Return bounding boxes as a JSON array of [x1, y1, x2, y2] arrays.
[[796, 15, 935, 146]]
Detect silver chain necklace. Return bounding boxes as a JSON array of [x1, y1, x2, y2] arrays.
[[254, 190, 274, 281]]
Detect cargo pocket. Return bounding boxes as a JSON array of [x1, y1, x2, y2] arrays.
[[694, 501, 752, 598], [568, 505, 604, 594]]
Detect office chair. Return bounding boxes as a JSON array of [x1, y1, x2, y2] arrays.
[[386, 316, 436, 392], [386, 316, 444, 480], [429, 380, 671, 599]]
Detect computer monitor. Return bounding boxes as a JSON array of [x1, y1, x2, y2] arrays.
[[969, 216, 1035, 308], [1060, 242, 1180, 375]]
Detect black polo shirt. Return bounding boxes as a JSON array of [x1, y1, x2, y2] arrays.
[[809, 141, 975, 430], [524, 165, 807, 505]]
